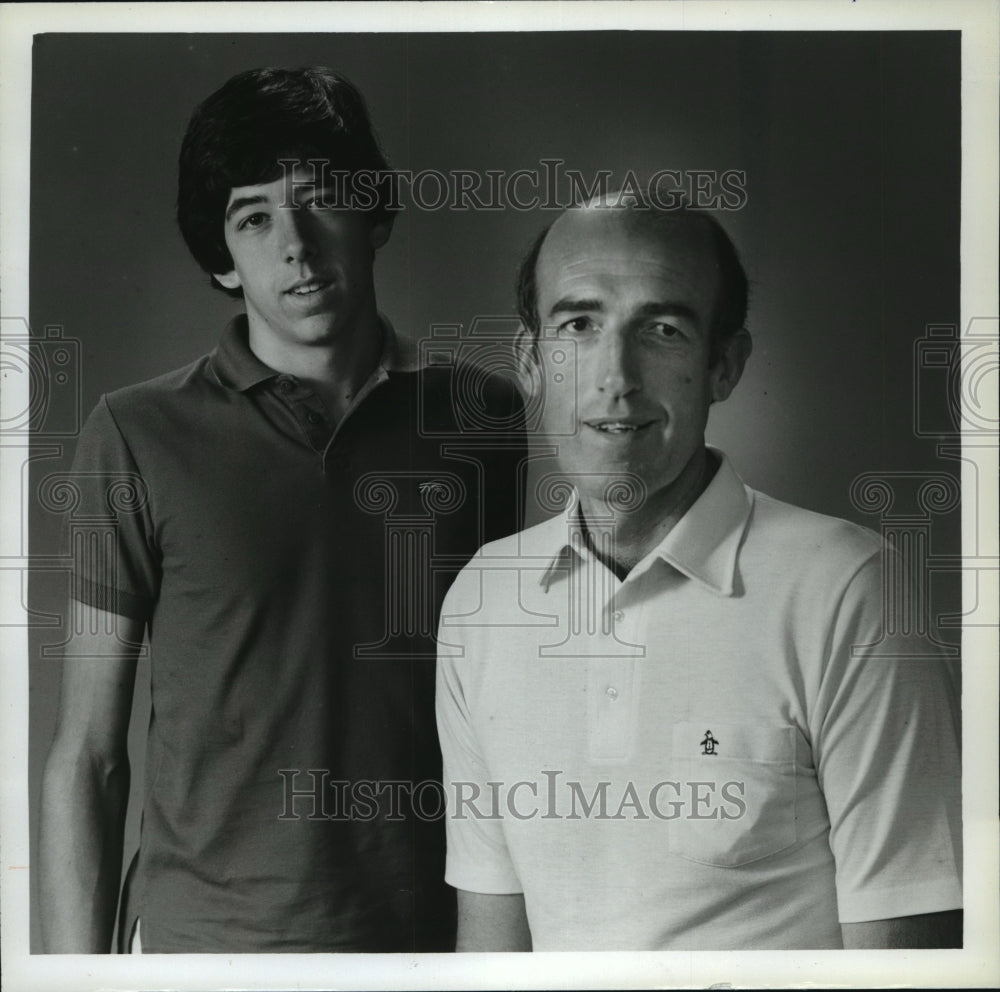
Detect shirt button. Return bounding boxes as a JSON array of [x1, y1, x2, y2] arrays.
[[278, 379, 293, 393], [606, 686, 618, 700], [307, 411, 323, 425], [613, 610, 625, 622]]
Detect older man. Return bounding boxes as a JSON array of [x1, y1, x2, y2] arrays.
[[435, 198, 961, 950]]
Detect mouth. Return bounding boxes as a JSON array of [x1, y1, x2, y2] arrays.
[[285, 277, 333, 297], [584, 418, 656, 435]]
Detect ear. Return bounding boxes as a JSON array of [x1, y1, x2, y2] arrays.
[[369, 216, 393, 251], [213, 269, 242, 291], [709, 328, 752, 404], [513, 322, 541, 395]]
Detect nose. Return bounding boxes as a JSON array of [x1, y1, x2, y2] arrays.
[[595, 331, 640, 399], [277, 206, 316, 264]]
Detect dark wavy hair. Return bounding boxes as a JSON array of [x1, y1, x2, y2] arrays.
[[177, 66, 396, 295], [516, 197, 749, 366]]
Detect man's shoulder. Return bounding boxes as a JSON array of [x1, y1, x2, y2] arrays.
[[440, 515, 563, 645], [445, 514, 562, 596], [747, 487, 884, 571], [103, 354, 215, 413], [75, 355, 216, 451], [475, 512, 563, 559]]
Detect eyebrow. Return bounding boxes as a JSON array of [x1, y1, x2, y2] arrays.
[[632, 301, 701, 325], [546, 297, 604, 319], [225, 195, 269, 223], [546, 297, 701, 325]]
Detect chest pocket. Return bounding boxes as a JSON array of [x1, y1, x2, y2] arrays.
[[668, 722, 798, 868]]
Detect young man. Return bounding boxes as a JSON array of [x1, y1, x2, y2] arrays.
[[436, 198, 962, 950], [39, 67, 525, 953]]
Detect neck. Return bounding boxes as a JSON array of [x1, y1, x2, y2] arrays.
[[247, 305, 384, 423], [579, 448, 715, 579]]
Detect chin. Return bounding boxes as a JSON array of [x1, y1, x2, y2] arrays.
[[290, 314, 342, 341]]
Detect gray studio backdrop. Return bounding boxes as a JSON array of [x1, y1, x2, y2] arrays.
[[27, 31, 961, 951]]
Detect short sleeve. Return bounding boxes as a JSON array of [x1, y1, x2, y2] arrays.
[[436, 580, 523, 895], [811, 548, 962, 923], [63, 395, 160, 622]]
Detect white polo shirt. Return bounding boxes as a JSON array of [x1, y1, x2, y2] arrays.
[[436, 452, 961, 950]]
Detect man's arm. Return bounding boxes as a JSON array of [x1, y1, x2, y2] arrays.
[[841, 910, 962, 949], [436, 620, 531, 952], [39, 604, 142, 953], [456, 890, 532, 951]]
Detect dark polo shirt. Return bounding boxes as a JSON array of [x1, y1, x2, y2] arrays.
[[67, 316, 526, 952]]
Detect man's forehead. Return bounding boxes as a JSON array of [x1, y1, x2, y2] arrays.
[[537, 207, 718, 297], [225, 165, 323, 204], [547, 205, 711, 252]]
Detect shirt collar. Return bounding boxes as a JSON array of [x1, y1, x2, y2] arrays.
[[374, 313, 400, 373], [210, 315, 276, 391], [538, 450, 752, 597], [210, 312, 400, 392]]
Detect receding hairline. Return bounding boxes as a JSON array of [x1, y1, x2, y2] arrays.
[[546, 200, 721, 254], [534, 205, 723, 314], [517, 200, 748, 359]]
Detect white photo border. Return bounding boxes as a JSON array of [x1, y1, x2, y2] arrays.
[[1, 2, 997, 990]]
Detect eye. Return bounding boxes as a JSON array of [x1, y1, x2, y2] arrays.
[[236, 212, 268, 231], [557, 316, 596, 335], [645, 321, 683, 340]]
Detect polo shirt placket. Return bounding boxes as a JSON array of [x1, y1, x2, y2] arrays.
[[272, 374, 334, 454], [547, 533, 649, 765]]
